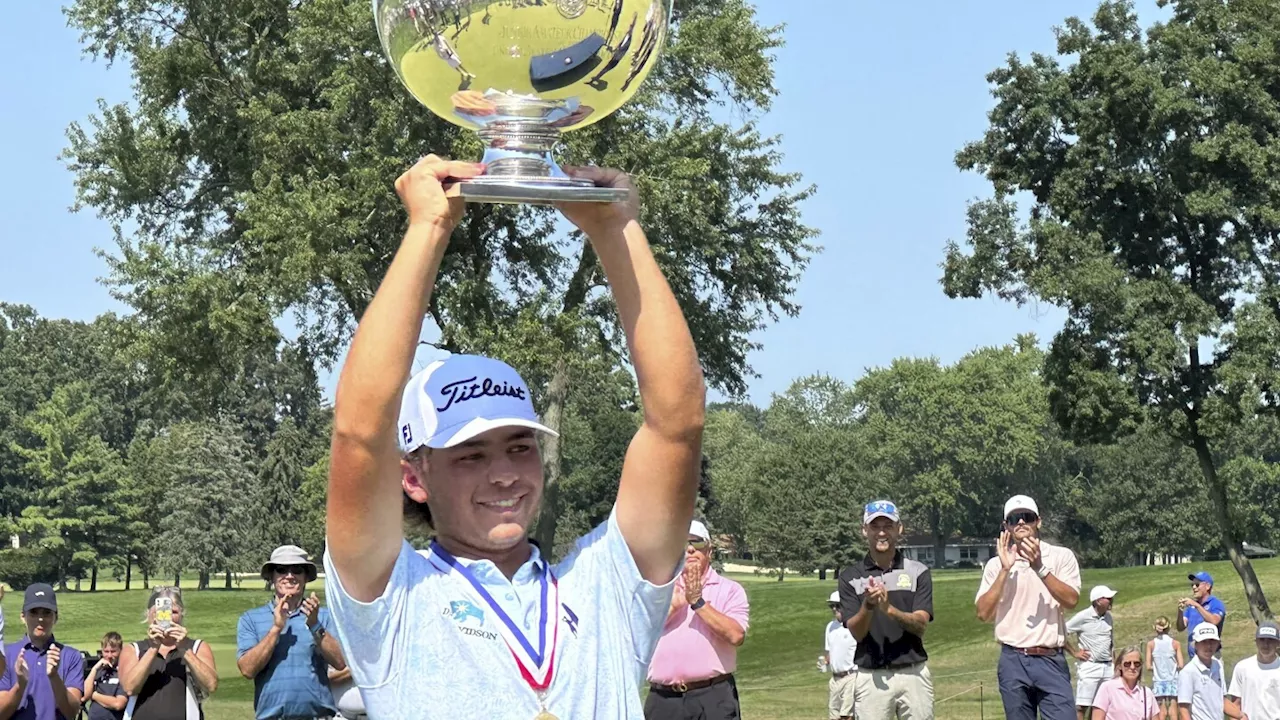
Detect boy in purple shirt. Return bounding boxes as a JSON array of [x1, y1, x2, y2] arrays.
[[0, 584, 84, 720]]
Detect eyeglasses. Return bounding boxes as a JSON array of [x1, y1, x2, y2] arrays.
[[1121, 661, 1142, 669], [275, 565, 308, 577], [1006, 511, 1039, 525]]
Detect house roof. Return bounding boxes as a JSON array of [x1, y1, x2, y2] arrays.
[[898, 533, 994, 548]]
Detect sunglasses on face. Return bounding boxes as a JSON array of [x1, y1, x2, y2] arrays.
[[1006, 511, 1038, 526], [275, 565, 307, 577], [1121, 661, 1141, 669], [687, 540, 709, 551]]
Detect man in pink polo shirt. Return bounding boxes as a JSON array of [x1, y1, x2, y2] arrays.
[[645, 520, 749, 720]]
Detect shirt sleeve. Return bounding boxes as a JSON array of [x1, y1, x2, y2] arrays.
[[323, 539, 420, 688], [61, 646, 84, 695], [1211, 597, 1226, 623], [976, 558, 1000, 602], [824, 624, 832, 652], [914, 567, 934, 621], [717, 579, 750, 632], [0, 647, 13, 692], [1053, 546, 1082, 591], [1177, 666, 1194, 704], [236, 610, 260, 659], [838, 572, 862, 625], [557, 506, 680, 666], [1091, 681, 1113, 712], [1065, 609, 1087, 633], [1227, 660, 1243, 698]]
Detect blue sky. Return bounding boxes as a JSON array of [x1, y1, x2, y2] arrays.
[[0, 0, 1167, 404]]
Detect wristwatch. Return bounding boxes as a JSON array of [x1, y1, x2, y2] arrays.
[[311, 626, 327, 641], [689, 598, 706, 611], [1036, 564, 1051, 579]]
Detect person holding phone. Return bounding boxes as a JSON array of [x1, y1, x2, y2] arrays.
[[322, 157, 704, 719], [118, 587, 217, 720], [976, 495, 1082, 720]]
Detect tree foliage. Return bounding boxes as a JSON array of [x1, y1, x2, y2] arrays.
[[942, 0, 1280, 620]]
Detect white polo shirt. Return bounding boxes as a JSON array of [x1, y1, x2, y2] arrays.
[[1178, 654, 1225, 720], [825, 620, 857, 674], [1227, 655, 1280, 719], [324, 508, 677, 719]]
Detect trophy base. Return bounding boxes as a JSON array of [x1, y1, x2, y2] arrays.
[[446, 178, 628, 205]]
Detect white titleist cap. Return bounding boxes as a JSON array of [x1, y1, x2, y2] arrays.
[[689, 520, 711, 543], [1004, 495, 1039, 518], [398, 354, 556, 452]]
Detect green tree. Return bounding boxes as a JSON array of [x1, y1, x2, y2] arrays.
[[11, 382, 128, 590], [63, 0, 817, 552], [853, 338, 1050, 565], [148, 418, 259, 589], [942, 0, 1280, 619]]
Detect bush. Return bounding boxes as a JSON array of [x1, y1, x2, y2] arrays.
[[0, 547, 61, 590]]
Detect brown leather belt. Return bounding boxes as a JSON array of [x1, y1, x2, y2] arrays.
[[1006, 645, 1062, 657], [832, 669, 855, 679], [650, 673, 733, 694]]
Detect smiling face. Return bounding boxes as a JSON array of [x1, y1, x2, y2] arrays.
[[1118, 649, 1142, 684], [272, 565, 309, 599], [403, 427, 544, 554], [862, 516, 901, 555], [1191, 579, 1212, 601]]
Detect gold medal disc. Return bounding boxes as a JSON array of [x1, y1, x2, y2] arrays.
[[534, 712, 559, 720]]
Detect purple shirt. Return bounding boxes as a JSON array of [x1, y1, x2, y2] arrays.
[[0, 638, 85, 720]]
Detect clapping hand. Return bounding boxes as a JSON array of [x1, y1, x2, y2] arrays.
[[997, 530, 1016, 570], [301, 592, 321, 629]]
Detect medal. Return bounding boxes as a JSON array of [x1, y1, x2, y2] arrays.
[[428, 542, 562, 714]]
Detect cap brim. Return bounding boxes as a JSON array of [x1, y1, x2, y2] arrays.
[[864, 512, 900, 523], [432, 417, 558, 449], [261, 562, 318, 583], [23, 603, 56, 613]]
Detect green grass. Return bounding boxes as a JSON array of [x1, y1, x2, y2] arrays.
[[7, 558, 1277, 719], [732, 557, 1280, 719]]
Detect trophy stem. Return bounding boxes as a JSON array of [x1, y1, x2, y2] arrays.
[[450, 120, 629, 205]]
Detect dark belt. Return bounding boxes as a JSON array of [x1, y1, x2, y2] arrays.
[[650, 673, 733, 694], [832, 669, 855, 679], [1005, 644, 1062, 657]]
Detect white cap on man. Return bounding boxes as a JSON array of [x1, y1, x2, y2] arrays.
[[863, 500, 900, 525], [828, 591, 840, 605], [1003, 494, 1039, 518], [1192, 623, 1220, 644], [1089, 585, 1117, 603], [689, 520, 710, 543], [398, 354, 557, 452]]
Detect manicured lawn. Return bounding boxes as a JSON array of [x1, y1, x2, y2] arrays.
[[7, 557, 1276, 718]]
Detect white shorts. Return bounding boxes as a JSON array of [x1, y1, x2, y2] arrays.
[[829, 671, 856, 719], [1075, 661, 1110, 706]]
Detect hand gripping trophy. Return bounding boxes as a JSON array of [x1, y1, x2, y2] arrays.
[[374, 0, 672, 204]]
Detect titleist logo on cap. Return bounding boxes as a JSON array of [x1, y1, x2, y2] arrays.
[[436, 376, 527, 413]]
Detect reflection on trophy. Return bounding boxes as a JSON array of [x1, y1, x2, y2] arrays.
[[375, 0, 672, 204]]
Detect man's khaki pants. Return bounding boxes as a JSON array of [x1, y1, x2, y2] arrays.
[[852, 663, 933, 720], [829, 672, 856, 719]]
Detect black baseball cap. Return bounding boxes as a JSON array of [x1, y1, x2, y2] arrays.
[[23, 583, 57, 613]]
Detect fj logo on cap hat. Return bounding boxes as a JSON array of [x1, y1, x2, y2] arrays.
[[436, 376, 527, 413], [402, 424, 413, 445]]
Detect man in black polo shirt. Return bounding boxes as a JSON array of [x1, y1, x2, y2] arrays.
[[838, 499, 934, 720]]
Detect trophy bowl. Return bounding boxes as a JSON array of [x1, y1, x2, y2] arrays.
[[374, 0, 672, 204]]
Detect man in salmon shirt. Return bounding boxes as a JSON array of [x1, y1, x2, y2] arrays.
[[645, 520, 749, 720]]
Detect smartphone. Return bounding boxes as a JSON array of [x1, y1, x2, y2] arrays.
[[155, 597, 173, 629]]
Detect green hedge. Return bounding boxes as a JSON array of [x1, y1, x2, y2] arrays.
[[0, 547, 61, 590]]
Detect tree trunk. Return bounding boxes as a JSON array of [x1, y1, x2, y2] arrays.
[[143, 566, 150, 589], [1189, 425, 1273, 623], [226, 570, 233, 589], [532, 356, 571, 556], [198, 571, 210, 590], [819, 568, 828, 580], [75, 577, 82, 591], [931, 506, 946, 570], [174, 572, 181, 588], [125, 558, 132, 591], [90, 565, 98, 592]]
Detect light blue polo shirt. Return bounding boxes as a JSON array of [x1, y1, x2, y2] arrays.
[[236, 601, 338, 719], [324, 507, 677, 719]]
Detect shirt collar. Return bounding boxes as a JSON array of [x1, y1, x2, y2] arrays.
[[449, 543, 546, 584], [861, 550, 904, 570], [1192, 655, 1217, 673], [22, 636, 58, 653]]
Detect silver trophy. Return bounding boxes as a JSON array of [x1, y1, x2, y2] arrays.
[[375, 0, 671, 204]]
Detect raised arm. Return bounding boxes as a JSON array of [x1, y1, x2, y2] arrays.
[[326, 156, 484, 601], [559, 167, 706, 585]]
